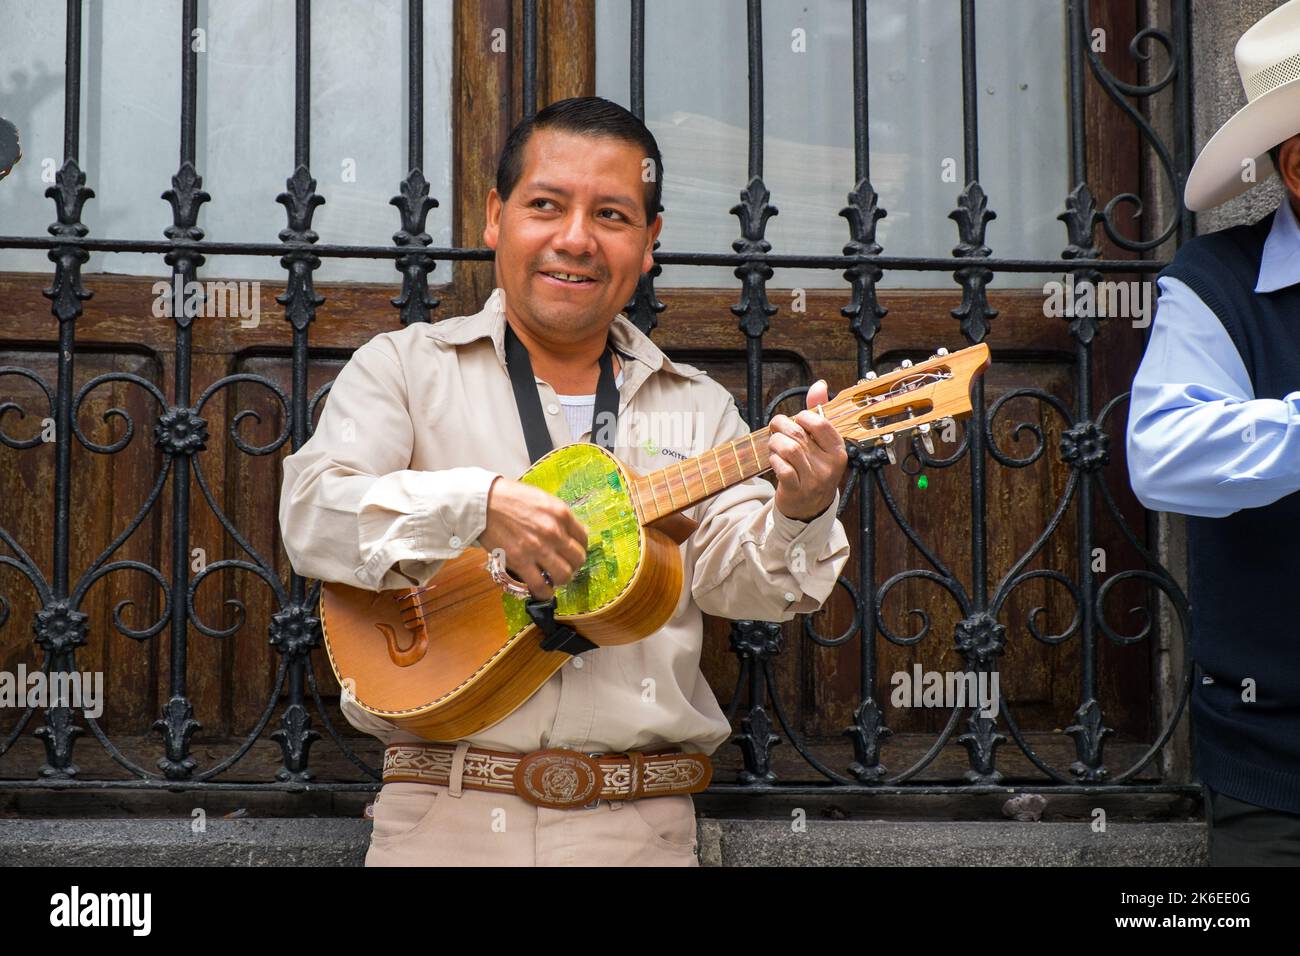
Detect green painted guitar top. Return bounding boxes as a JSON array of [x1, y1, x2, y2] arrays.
[[501, 443, 643, 636]]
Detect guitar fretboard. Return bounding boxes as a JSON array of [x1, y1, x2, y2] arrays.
[[632, 426, 774, 522]]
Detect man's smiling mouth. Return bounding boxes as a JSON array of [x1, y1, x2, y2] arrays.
[[538, 270, 599, 287]]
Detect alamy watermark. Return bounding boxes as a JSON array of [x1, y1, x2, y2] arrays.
[[0, 665, 104, 719], [151, 276, 262, 328], [50, 886, 151, 935], [890, 665, 1001, 719], [592, 409, 708, 459], [1042, 277, 1153, 328]]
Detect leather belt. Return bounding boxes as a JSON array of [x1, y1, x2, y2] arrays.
[[382, 742, 713, 810]]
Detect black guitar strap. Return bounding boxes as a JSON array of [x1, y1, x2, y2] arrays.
[[503, 320, 620, 462], [502, 319, 620, 657]]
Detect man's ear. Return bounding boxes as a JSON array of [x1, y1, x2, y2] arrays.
[[1278, 135, 1300, 203], [642, 213, 663, 274], [483, 188, 502, 249]]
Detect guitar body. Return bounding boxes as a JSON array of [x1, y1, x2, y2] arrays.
[[320, 443, 683, 741]]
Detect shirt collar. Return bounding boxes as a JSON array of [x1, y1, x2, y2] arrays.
[[1256, 195, 1300, 293], [423, 286, 703, 380]]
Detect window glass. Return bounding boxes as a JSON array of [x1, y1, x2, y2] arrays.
[[0, 0, 454, 285], [596, 0, 1067, 290]]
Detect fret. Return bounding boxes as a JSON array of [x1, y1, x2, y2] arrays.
[[677, 460, 689, 504], [645, 474, 663, 522], [696, 456, 709, 495], [713, 446, 726, 482], [746, 433, 761, 472], [663, 468, 678, 511], [730, 439, 743, 475]]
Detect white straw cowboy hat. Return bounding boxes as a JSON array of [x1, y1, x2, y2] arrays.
[[1185, 0, 1300, 210]]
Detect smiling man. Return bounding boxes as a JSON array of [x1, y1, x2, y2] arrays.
[[278, 96, 850, 867]]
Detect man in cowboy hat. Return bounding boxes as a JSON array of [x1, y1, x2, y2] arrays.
[[1127, 0, 1300, 865]]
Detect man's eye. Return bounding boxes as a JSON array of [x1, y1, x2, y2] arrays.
[[599, 209, 625, 221], [532, 198, 555, 209]]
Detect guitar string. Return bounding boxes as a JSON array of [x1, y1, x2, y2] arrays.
[[637, 371, 948, 516]]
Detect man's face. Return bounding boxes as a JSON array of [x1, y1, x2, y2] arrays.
[[1281, 135, 1300, 212], [483, 128, 662, 338]]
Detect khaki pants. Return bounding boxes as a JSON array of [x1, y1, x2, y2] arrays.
[[364, 743, 700, 866]]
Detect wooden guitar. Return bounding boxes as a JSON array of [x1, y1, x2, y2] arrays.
[[320, 343, 990, 740]]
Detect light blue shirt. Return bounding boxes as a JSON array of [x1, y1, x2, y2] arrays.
[[1126, 195, 1300, 518]]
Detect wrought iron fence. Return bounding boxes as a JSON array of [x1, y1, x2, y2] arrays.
[[0, 0, 1198, 799]]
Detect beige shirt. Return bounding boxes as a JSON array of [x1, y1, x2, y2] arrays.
[[278, 287, 850, 756]]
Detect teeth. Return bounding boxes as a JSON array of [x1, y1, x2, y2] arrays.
[[545, 272, 591, 283]]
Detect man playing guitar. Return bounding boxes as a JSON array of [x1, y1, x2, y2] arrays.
[[279, 95, 850, 866]]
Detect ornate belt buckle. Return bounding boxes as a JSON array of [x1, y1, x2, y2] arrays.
[[513, 748, 603, 809]]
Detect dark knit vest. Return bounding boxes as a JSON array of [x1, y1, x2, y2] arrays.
[[1158, 209, 1300, 814]]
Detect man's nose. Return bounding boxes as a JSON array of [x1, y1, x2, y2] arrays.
[[552, 208, 597, 257]]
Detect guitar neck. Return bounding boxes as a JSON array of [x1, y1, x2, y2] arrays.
[[632, 427, 772, 523], [628, 342, 991, 525]]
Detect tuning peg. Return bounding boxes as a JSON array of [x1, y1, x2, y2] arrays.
[[857, 371, 878, 384], [936, 347, 949, 357], [879, 432, 896, 464], [917, 421, 934, 454], [899, 359, 913, 369]]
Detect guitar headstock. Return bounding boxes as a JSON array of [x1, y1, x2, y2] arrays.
[[823, 343, 990, 463]]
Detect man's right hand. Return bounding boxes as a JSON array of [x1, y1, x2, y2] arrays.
[[477, 476, 589, 600]]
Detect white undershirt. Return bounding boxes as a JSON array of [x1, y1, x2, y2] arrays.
[[537, 366, 625, 441]]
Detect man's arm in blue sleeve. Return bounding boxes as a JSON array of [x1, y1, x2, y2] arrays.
[[1125, 275, 1300, 517]]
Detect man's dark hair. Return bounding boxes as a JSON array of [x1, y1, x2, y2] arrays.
[[495, 96, 663, 224], [1267, 134, 1300, 172]]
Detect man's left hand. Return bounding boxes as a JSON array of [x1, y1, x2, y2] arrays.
[[769, 379, 849, 521]]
